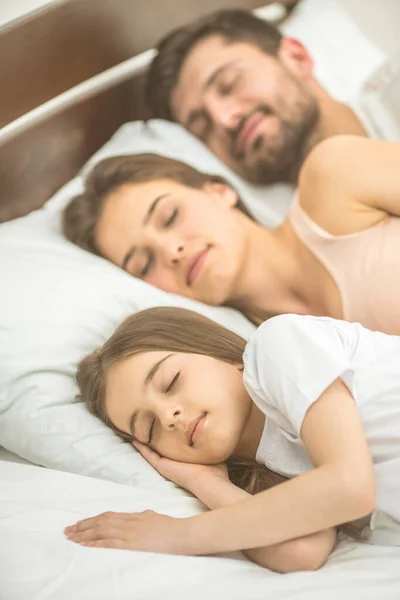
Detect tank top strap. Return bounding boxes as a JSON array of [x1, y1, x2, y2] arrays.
[[288, 196, 335, 245]]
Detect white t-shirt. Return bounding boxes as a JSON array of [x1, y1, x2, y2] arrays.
[[243, 314, 400, 531]]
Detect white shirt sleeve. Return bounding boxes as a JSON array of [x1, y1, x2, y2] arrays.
[[243, 315, 352, 438]]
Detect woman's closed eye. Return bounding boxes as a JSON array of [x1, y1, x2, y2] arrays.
[[135, 207, 178, 278], [164, 208, 178, 228], [140, 253, 154, 278]]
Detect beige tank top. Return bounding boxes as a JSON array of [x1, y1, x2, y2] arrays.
[[288, 199, 400, 335]]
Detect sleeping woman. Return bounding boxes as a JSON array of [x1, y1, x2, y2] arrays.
[[64, 307, 400, 571], [63, 136, 400, 334]]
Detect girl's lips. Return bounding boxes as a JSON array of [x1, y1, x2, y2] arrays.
[[188, 413, 207, 446], [186, 248, 209, 286]]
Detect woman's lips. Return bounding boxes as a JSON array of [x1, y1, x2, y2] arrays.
[[188, 413, 207, 446], [186, 248, 209, 286]]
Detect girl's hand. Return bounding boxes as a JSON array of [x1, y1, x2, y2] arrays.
[[133, 441, 229, 493], [65, 510, 188, 554]]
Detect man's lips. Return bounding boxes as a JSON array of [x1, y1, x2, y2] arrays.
[[187, 413, 207, 446], [235, 112, 265, 153], [186, 248, 209, 286]]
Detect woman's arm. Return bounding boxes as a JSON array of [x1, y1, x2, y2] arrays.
[[180, 379, 375, 555], [299, 136, 400, 234], [191, 476, 337, 572]]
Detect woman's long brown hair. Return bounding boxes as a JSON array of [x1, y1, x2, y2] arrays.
[[77, 306, 364, 541]]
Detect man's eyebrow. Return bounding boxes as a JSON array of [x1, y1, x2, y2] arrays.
[[205, 60, 237, 90], [121, 193, 169, 270], [185, 61, 237, 130], [144, 354, 173, 387]]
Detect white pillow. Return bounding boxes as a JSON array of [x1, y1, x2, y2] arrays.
[[275, 0, 385, 103], [359, 48, 400, 141], [45, 119, 293, 227], [0, 200, 254, 485]]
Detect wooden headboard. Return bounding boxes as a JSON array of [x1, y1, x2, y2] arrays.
[[0, 0, 299, 223]]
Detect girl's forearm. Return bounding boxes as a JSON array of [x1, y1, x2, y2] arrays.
[[191, 477, 337, 572], [182, 464, 374, 556], [191, 476, 249, 510]]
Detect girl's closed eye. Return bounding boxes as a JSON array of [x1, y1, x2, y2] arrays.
[[165, 371, 180, 394], [148, 417, 156, 444], [147, 372, 180, 444]]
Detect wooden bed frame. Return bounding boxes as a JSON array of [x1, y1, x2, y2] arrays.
[[0, 0, 299, 223]]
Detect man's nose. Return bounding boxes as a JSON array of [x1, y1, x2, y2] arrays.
[[206, 95, 245, 131]]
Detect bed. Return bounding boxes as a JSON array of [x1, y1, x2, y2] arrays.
[[0, 0, 300, 223], [1, 1, 400, 598]]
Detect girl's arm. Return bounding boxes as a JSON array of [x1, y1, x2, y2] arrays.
[[67, 381, 372, 561], [190, 476, 337, 572], [299, 136, 400, 234], [133, 442, 337, 572], [181, 378, 375, 555]]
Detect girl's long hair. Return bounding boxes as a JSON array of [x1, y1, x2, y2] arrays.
[[77, 306, 364, 541]]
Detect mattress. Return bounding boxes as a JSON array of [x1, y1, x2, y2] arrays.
[[1, 461, 400, 600]]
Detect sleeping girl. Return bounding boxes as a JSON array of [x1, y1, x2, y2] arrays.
[[64, 307, 400, 572]]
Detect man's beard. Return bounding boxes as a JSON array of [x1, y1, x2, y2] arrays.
[[230, 95, 320, 185]]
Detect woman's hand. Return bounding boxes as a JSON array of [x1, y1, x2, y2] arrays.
[[64, 510, 188, 554], [133, 441, 229, 494]]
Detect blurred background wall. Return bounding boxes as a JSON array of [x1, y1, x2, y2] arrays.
[[0, 0, 399, 58]]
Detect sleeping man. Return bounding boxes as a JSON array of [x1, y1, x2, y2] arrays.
[[145, 9, 372, 187]]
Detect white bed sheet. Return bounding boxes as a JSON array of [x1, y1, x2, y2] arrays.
[[1, 461, 400, 600]]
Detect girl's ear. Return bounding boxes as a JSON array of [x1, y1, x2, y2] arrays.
[[202, 181, 238, 208]]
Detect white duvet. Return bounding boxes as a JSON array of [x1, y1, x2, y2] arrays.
[[1, 461, 400, 600]]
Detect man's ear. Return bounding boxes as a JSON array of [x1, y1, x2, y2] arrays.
[[202, 181, 238, 208], [278, 37, 315, 79]]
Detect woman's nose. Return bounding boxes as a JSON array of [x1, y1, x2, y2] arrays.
[[171, 245, 184, 265], [157, 240, 184, 266]]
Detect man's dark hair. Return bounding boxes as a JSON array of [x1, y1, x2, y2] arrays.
[[146, 10, 282, 120]]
